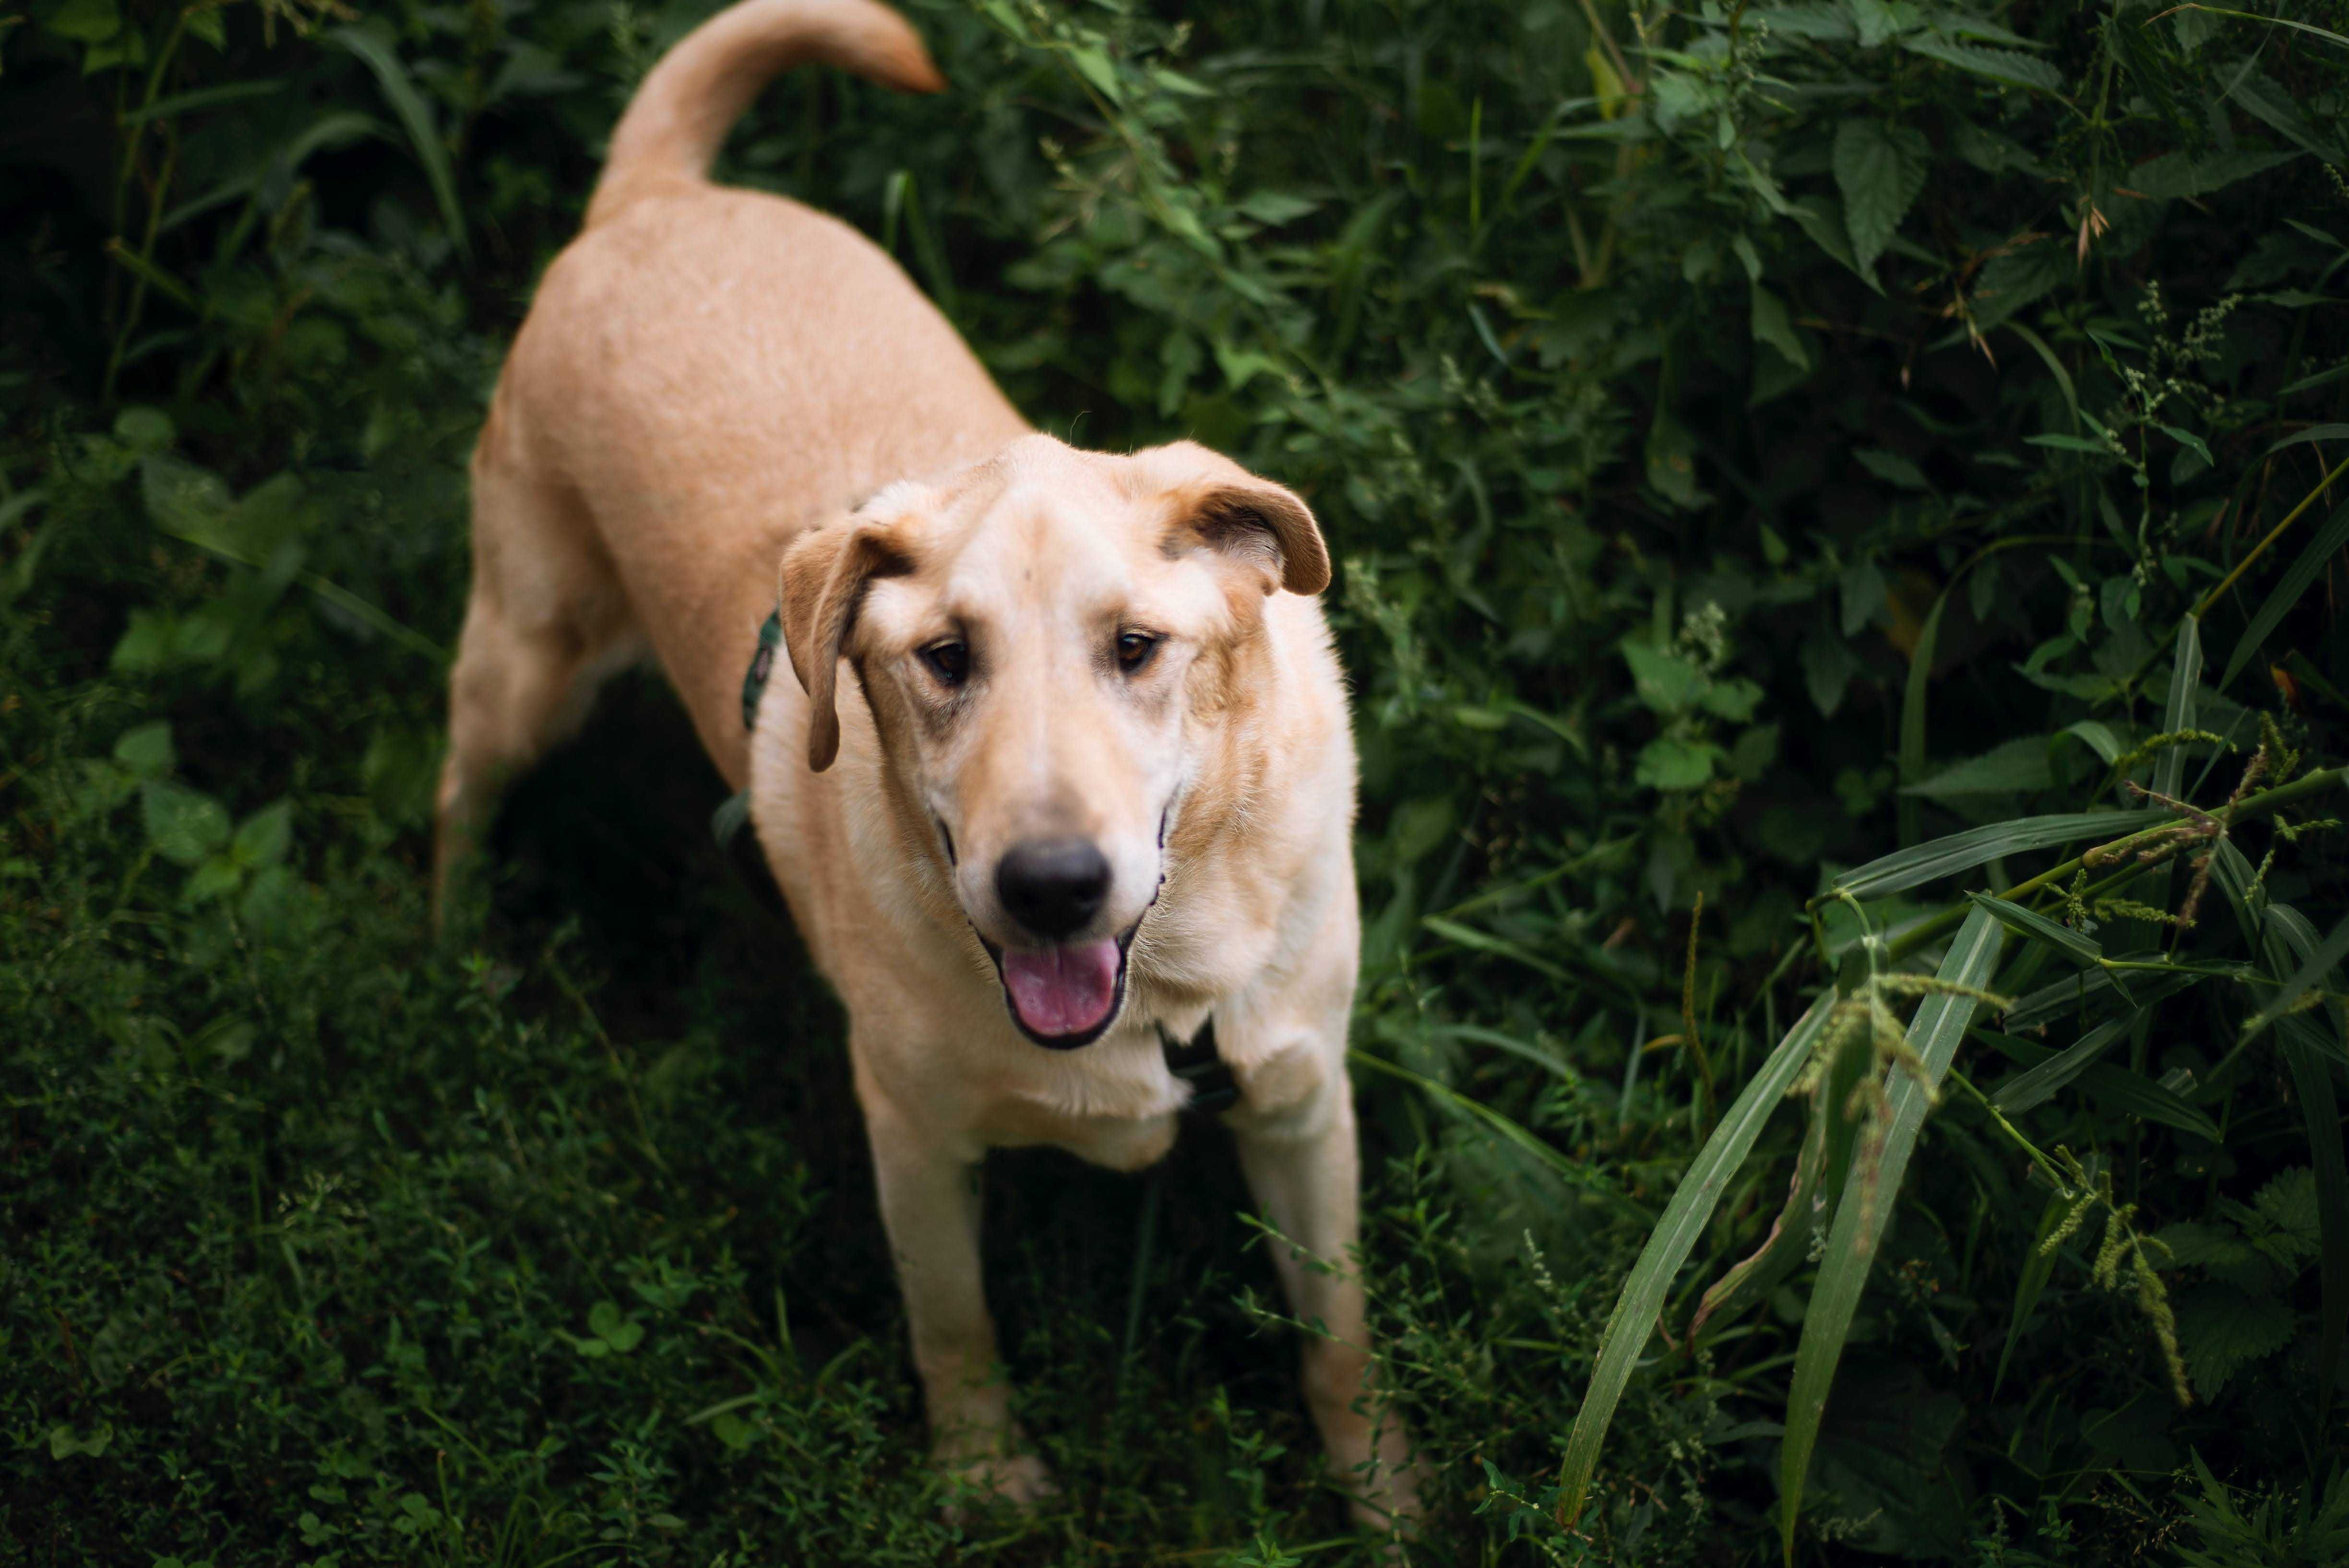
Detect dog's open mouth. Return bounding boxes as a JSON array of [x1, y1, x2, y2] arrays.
[[985, 926, 1136, 1050]]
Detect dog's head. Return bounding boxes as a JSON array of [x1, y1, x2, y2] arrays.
[[779, 434, 1329, 1049]]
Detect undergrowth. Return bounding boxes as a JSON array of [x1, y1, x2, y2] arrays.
[[3, 0, 2347, 1563]]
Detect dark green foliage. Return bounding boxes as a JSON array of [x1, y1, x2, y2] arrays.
[[4, 0, 2348, 1561]]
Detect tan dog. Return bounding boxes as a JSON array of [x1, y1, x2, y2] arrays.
[[435, 0, 1419, 1527]]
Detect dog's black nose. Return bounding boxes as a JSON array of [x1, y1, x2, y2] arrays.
[[995, 837, 1111, 939]]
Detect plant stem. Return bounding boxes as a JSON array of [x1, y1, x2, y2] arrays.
[[2193, 451, 2349, 620]]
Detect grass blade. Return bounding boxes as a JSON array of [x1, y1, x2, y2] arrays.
[[331, 26, 470, 260], [2223, 501, 2349, 690], [2075, 1065, 2221, 1142], [1897, 589, 1949, 849], [1834, 811, 2158, 899], [1558, 992, 1836, 1527], [1989, 1010, 2138, 1114], [1347, 1050, 1638, 1217], [2154, 615, 2200, 803], [2240, 911, 2349, 1039], [2280, 1032, 2348, 1430], [1969, 891, 2105, 967], [1778, 905, 2004, 1561], [1995, 1187, 2071, 1395]]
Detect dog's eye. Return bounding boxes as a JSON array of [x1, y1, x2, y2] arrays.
[[1115, 631, 1160, 674], [919, 640, 969, 687]]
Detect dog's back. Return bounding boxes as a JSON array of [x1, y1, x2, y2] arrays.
[[448, 0, 1023, 852]]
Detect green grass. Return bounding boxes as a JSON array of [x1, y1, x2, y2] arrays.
[[6, 0, 2349, 1562]]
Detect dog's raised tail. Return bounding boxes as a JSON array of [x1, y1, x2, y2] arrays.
[[588, 0, 943, 226]]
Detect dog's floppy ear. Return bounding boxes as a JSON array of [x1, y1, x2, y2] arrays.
[[779, 513, 909, 772], [1138, 440, 1331, 596]]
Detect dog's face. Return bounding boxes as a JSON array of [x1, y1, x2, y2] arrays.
[[780, 436, 1328, 1049]]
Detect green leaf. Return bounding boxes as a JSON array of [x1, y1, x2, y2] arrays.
[[1901, 36, 2065, 90], [231, 801, 293, 868], [1968, 892, 2105, 968], [1902, 737, 2052, 801], [2126, 149, 2299, 201], [1833, 811, 2158, 899], [184, 856, 246, 903], [1779, 906, 2004, 1559], [2155, 616, 2201, 803], [2174, 1285, 2293, 1399], [143, 781, 231, 867], [329, 27, 469, 259], [1989, 1010, 2137, 1114], [1622, 639, 1705, 713], [43, 0, 120, 45], [1750, 280, 1811, 371], [113, 721, 175, 780], [1834, 120, 1929, 275], [2240, 912, 2349, 1039], [1896, 590, 1948, 847], [1996, 1188, 2071, 1394], [2281, 1036, 2348, 1425], [1635, 736, 1722, 790], [2075, 1064, 2221, 1142], [2221, 501, 2349, 690], [1559, 992, 1838, 1527]]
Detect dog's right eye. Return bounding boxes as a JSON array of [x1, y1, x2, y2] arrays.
[[919, 640, 969, 687]]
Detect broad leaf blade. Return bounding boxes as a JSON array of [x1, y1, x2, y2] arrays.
[[1778, 906, 2004, 1561], [1559, 992, 1836, 1526], [1834, 811, 2158, 899]]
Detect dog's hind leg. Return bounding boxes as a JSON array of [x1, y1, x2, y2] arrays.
[[433, 425, 640, 924]]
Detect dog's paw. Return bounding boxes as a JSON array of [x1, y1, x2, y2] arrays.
[[937, 1447, 1058, 1520]]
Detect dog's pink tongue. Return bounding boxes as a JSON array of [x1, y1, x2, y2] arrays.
[[1001, 940, 1120, 1039]]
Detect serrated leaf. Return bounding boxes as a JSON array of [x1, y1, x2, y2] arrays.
[[2252, 1167, 2320, 1262], [2175, 1285, 2293, 1399], [1903, 737, 2052, 800], [1622, 640, 1705, 713], [1833, 810, 2158, 898], [1902, 36, 2065, 90], [1636, 737, 1722, 790], [143, 781, 231, 867], [1835, 120, 1929, 274], [2153, 1221, 2256, 1272], [2126, 149, 2298, 201]]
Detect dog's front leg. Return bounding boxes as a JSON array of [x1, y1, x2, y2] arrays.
[[1227, 1050, 1422, 1532], [859, 1085, 1054, 1509]]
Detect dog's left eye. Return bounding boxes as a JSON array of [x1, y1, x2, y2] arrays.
[[1114, 631, 1159, 674], [919, 640, 970, 687]]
